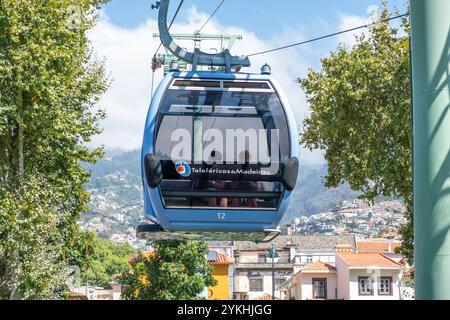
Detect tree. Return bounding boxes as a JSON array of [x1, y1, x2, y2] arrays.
[[299, 6, 413, 264], [0, 177, 69, 299], [121, 241, 217, 300], [81, 235, 135, 289], [0, 0, 109, 299]]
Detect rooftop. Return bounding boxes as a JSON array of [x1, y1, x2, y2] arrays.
[[356, 239, 401, 253], [337, 251, 402, 269], [251, 294, 280, 300], [207, 251, 234, 265], [234, 235, 356, 251], [301, 261, 337, 273]]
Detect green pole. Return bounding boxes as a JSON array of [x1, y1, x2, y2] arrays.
[[410, 0, 450, 300]]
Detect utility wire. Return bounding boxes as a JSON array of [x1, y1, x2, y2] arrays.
[[198, 0, 226, 32], [248, 13, 409, 57]]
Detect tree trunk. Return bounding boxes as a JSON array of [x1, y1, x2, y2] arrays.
[[7, 90, 25, 300], [16, 89, 24, 181]]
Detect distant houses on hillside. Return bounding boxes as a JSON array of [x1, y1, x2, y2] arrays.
[[292, 199, 407, 239]]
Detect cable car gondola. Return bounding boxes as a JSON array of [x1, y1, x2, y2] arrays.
[[136, 0, 299, 242]]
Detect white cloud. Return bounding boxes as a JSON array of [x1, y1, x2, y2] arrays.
[[88, 6, 325, 164], [337, 13, 368, 47], [337, 4, 380, 47]]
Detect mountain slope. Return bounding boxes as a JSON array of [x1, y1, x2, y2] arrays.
[[83, 149, 360, 233]]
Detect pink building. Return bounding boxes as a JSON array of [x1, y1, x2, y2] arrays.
[[291, 248, 404, 300]]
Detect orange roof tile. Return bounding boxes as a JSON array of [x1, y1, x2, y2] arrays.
[[356, 241, 401, 253], [301, 261, 337, 273], [337, 251, 402, 269], [208, 251, 234, 265], [251, 294, 280, 300]]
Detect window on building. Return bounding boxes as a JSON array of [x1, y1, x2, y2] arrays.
[[358, 277, 374, 296], [249, 279, 263, 292], [306, 256, 313, 263], [258, 254, 267, 263], [379, 277, 393, 296], [312, 278, 327, 299]]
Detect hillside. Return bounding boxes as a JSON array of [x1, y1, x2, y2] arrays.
[[82, 149, 360, 235], [282, 165, 360, 223]]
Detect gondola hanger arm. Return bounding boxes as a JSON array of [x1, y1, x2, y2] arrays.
[[157, 0, 251, 72]]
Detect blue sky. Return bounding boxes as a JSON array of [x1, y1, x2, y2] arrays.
[[91, 0, 408, 164], [102, 0, 407, 67], [104, 0, 407, 38]]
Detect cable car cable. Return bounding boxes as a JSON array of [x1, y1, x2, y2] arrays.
[[247, 12, 409, 57], [198, 0, 226, 32]]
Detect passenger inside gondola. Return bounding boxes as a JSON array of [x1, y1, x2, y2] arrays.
[[153, 78, 292, 210], [198, 151, 228, 208], [230, 150, 258, 208]]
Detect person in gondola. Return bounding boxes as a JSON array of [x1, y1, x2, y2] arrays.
[[230, 150, 258, 208], [197, 150, 228, 207]]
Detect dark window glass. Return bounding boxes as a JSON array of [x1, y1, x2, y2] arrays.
[[249, 279, 263, 292], [358, 277, 374, 296], [154, 89, 290, 210], [173, 80, 221, 88], [379, 277, 392, 295], [160, 180, 283, 209], [223, 81, 271, 89], [313, 279, 327, 299]]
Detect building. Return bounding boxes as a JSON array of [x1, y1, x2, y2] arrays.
[[232, 235, 356, 300], [208, 241, 234, 259], [70, 284, 123, 300], [356, 238, 402, 253], [287, 239, 406, 300], [207, 251, 234, 300], [95, 284, 124, 300], [233, 240, 291, 300], [293, 261, 338, 300], [289, 235, 356, 272], [335, 251, 403, 300], [251, 293, 280, 300]]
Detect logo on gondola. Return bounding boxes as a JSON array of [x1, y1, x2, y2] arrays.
[[175, 161, 192, 177]]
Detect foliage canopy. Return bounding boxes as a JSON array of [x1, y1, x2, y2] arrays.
[[0, 0, 109, 299], [299, 8, 413, 263], [121, 241, 217, 300]]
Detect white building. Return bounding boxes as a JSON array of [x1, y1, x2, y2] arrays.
[[286, 243, 406, 300], [232, 235, 356, 300], [293, 261, 338, 300], [290, 236, 356, 273], [335, 251, 403, 300]]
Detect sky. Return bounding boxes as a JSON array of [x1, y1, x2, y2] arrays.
[[89, 0, 408, 165]]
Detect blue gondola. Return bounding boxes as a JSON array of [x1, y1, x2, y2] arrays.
[[136, 0, 299, 242], [137, 70, 299, 241]]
